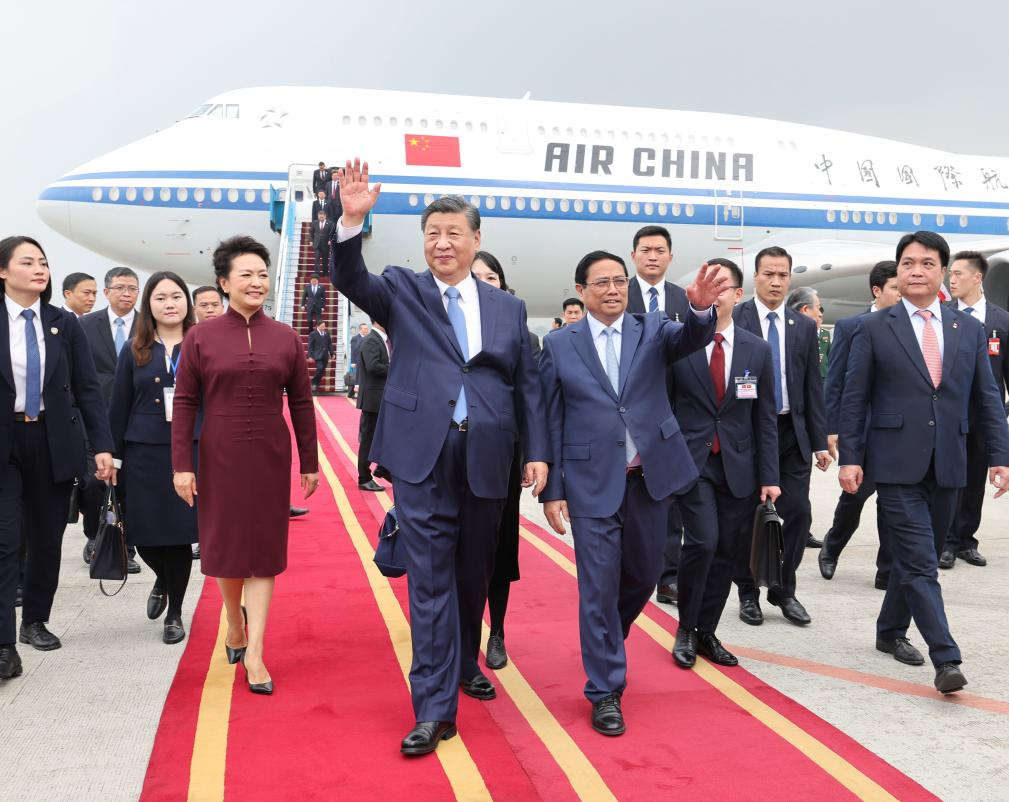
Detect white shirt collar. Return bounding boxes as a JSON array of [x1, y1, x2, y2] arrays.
[[714, 321, 734, 347], [635, 273, 664, 292], [374, 328, 388, 342], [433, 272, 478, 303], [107, 306, 135, 326], [957, 293, 985, 315], [902, 295, 944, 320], [5, 295, 42, 323], [586, 311, 625, 339], [753, 295, 785, 320]]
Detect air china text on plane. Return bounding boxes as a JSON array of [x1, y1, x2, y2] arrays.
[[544, 142, 755, 181]]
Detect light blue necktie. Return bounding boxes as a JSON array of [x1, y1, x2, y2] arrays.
[[114, 317, 126, 354], [22, 310, 41, 419], [444, 286, 469, 424], [963, 306, 974, 316], [648, 286, 659, 313], [766, 311, 784, 413], [603, 327, 637, 464]]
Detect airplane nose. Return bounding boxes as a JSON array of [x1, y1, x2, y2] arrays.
[[36, 185, 73, 240]]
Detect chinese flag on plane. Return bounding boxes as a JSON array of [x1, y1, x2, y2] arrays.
[[405, 134, 461, 167]]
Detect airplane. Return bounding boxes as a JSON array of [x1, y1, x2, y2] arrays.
[[36, 86, 1009, 324]]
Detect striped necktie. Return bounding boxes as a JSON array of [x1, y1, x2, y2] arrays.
[[648, 286, 659, 313], [917, 309, 942, 387]]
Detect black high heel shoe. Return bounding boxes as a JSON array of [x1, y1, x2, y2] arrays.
[[241, 654, 273, 695], [224, 606, 249, 665]]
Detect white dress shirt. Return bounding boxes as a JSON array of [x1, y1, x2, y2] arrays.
[[107, 306, 136, 342], [6, 296, 47, 413], [753, 296, 790, 413], [586, 312, 625, 371], [903, 296, 945, 358], [958, 293, 987, 326], [705, 322, 734, 388], [62, 304, 82, 319], [374, 327, 390, 356], [634, 274, 665, 313]]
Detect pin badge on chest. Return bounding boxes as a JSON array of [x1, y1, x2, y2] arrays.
[[51, 327, 59, 334], [952, 320, 959, 329], [788, 318, 794, 325]]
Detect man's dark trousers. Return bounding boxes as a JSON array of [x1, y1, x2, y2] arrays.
[[875, 462, 960, 668], [571, 473, 670, 702], [822, 478, 892, 580], [393, 429, 505, 722], [358, 410, 378, 484], [735, 414, 809, 602], [945, 428, 987, 552], [657, 501, 684, 587]]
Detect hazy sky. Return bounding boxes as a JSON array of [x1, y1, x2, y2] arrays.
[[4, 0, 1008, 305]]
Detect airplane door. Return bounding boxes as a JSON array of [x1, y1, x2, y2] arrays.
[[714, 189, 744, 241]]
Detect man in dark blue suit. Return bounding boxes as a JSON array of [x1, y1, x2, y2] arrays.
[[732, 247, 831, 627], [331, 160, 549, 756], [941, 250, 1009, 569], [819, 261, 901, 591], [839, 231, 1009, 694], [539, 249, 725, 736], [668, 258, 780, 669]]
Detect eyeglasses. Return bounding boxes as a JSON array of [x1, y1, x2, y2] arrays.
[[586, 276, 630, 290], [108, 285, 139, 294]]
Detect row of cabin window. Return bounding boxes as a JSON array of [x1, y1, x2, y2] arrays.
[[90, 187, 269, 204]]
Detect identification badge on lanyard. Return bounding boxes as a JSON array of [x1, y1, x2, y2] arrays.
[[989, 331, 1001, 356], [735, 372, 758, 400], [163, 345, 181, 422]]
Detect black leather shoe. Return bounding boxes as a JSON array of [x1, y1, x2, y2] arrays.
[[163, 617, 186, 645], [806, 533, 823, 549], [374, 465, 392, 481], [147, 587, 168, 620], [358, 480, 385, 492], [591, 693, 625, 736], [938, 549, 956, 570], [956, 548, 987, 567], [401, 721, 457, 755], [127, 557, 142, 575], [934, 663, 967, 694], [486, 634, 508, 670], [289, 506, 309, 517], [0, 645, 22, 679], [460, 672, 496, 700], [14, 584, 22, 607], [698, 632, 738, 666], [672, 627, 698, 668], [656, 583, 678, 605], [769, 596, 811, 626], [875, 636, 925, 666], [83, 538, 95, 565], [19, 622, 61, 651], [739, 599, 763, 626], [818, 548, 837, 580], [874, 574, 889, 590]]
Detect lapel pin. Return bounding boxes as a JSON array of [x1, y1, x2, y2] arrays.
[[952, 320, 959, 329], [50, 327, 59, 334], [788, 318, 794, 325]]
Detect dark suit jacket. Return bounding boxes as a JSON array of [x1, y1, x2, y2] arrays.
[[733, 299, 827, 457], [356, 330, 389, 414], [349, 332, 364, 366], [301, 284, 327, 313], [311, 219, 335, 252], [312, 168, 331, 195], [966, 300, 1009, 414], [323, 180, 344, 219], [539, 310, 715, 517], [528, 330, 541, 364], [308, 329, 331, 362], [312, 200, 334, 221], [331, 232, 549, 497], [80, 309, 136, 408], [669, 327, 779, 498], [824, 312, 868, 434], [839, 303, 1009, 487], [627, 276, 690, 320], [0, 306, 113, 482]]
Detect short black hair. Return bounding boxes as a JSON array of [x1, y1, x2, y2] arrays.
[[318, 161, 326, 167], [632, 225, 672, 251], [868, 260, 897, 291], [754, 246, 792, 272], [574, 250, 627, 286], [192, 285, 223, 302], [420, 195, 480, 232], [707, 257, 743, 289], [104, 266, 139, 288], [951, 250, 988, 276], [553, 317, 563, 326], [0, 235, 53, 304], [62, 271, 95, 293], [896, 230, 950, 267], [212, 235, 271, 296], [474, 250, 508, 291], [562, 297, 585, 311]]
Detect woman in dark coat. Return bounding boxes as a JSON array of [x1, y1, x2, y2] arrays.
[[110, 271, 198, 644], [172, 236, 318, 695]]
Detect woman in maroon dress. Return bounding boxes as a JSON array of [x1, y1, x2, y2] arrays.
[[172, 236, 318, 695]]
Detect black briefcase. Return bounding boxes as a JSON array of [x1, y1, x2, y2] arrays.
[[749, 498, 785, 593], [67, 478, 81, 524], [374, 505, 406, 578], [90, 484, 128, 596]]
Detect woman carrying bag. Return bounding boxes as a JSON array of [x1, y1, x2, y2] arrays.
[[109, 271, 199, 644], [0, 236, 114, 681]]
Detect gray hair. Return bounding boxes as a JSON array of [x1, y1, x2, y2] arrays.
[[419, 195, 481, 232], [103, 266, 139, 288], [787, 286, 818, 313]]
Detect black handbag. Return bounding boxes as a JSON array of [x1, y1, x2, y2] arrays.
[[67, 478, 81, 524], [374, 505, 406, 578], [749, 498, 785, 593], [90, 484, 128, 596]]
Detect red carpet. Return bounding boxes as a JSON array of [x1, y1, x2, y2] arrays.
[[140, 397, 938, 801]]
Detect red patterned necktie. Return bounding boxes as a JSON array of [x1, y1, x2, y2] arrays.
[[710, 332, 726, 453], [917, 309, 942, 387]]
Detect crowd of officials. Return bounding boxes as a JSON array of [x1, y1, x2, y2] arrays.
[[2, 156, 1007, 758]]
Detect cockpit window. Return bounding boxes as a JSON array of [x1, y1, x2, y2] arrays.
[[207, 105, 224, 118], [185, 102, 239, 119], [225, 104, 240, 119], [186, 103, 213, 119]]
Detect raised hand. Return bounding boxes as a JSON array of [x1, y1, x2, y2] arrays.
[[685, 262, 731, 310], [339, 158, 382, 227]]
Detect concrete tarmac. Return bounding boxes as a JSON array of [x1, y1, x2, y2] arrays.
[[2, 466, 1007, 801]]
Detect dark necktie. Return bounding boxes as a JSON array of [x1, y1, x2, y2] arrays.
[[22, 310, 41, 419], [710, 332, 725, 453], [766, 311, 783, 413], [963, 306, 974, 316], [648, 286, 659, 313]]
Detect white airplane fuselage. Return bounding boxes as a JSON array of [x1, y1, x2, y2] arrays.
[[37, 87, 1009, 321]]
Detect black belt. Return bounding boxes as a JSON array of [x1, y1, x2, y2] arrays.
[[449, 418, 469, 432], [14, 412, 44, 423]]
